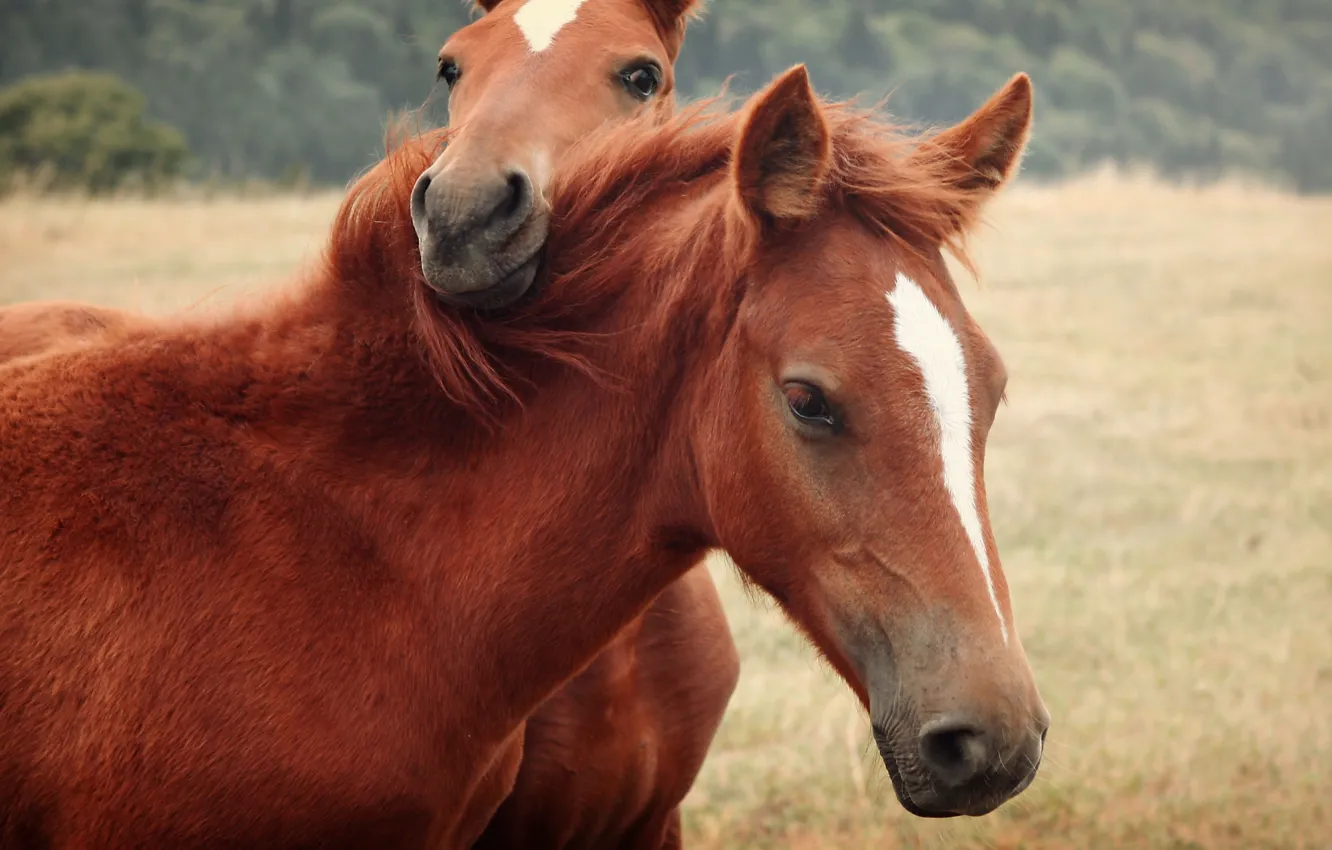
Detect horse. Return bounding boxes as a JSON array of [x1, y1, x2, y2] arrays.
[[0, 1, 740, 846], [0, 65, 1049, 847], [411, 0, 701, 311]]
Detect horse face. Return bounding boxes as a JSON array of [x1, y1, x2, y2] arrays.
[[699, 67, 1049, 818], [411, 0, 694, 310]]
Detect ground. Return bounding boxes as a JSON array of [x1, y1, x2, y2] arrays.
[[2, 171, 1329, 849]]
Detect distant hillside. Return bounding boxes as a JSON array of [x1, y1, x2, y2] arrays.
[[3, 0, 1329, 191]]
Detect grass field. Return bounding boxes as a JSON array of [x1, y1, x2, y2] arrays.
[[2, 172, 1329, 848]]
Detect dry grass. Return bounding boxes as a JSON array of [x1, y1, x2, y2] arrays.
[[0, 191, 340, 316], [2, 174, 1329, 849]]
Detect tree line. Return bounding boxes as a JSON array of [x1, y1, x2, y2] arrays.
[[3, 0, 1330, 192]]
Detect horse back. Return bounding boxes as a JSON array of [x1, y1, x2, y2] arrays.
[[0, 300, 145, 364]]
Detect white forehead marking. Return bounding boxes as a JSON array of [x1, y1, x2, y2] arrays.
[[886, 272, 1009, 645], [513, 0, 590, 52]]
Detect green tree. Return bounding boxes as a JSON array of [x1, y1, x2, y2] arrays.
[[0, 71, 189, 192], [2, 0, 1330, 191]]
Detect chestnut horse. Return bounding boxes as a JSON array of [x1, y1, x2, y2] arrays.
[[0, 67, 1049, 847], [0, 1, 739, 846], [411, 0, 697, 311]]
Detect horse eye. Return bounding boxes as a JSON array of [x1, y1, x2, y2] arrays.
[[438, 60, 461, 89], [620, 64, 661, 100], [783, 382, 838, 430]]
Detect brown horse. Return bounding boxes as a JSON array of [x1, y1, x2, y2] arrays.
[[411, 0, 699, 310], [0, 67, 1048, 847], [0, 1, 738, 846]]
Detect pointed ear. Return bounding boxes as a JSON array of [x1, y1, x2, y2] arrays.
[[640, 0, 704, 59], [731, 65, 832, 226], [473, 0, 504, 11], [642, 0, 704, 22], [923, 73, 1033, 209]]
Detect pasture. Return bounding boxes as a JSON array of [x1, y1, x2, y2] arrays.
[[2, 171, 1328, 849]]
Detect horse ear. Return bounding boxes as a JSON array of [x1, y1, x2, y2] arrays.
[[641, 0, 704, 59], [922, 73, 1033, 212], [642, 0, 704, 22], [731, 65, 831, 225]]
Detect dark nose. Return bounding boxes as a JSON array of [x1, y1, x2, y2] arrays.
[[410, 167, 533, 251], [918, 714, 992, 789]]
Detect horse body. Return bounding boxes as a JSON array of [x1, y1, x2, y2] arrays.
[[1, 67, 1050, 846], [0, 298, 738, 846], [0, 262, 716, 846], [0, 0, 739, 845], [1, 323, 445, 847]]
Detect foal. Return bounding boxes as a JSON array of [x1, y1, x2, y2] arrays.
[[0, 1, 739, 846], [0, 68, 1047, 847]]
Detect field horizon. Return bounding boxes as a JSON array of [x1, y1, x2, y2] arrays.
[[2, 172, 1329, 848]]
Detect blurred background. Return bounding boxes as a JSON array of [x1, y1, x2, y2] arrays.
[[2, 0, 1331, 193], [1, 2, 1329, 848]]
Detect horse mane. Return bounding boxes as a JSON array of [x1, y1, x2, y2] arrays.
[[319, 125, 606, 426], [316, 93, 988, 426], [545, 93, 987, 282]]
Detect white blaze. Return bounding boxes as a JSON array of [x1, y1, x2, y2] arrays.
[[886, 272, 1009, 644], [513, 0, 590, 52]]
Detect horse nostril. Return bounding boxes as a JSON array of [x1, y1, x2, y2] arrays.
[[1034, 706, 1051, 747], [491, 169, 533, 227], [919, 716, 991, 789], [410, 172, 432, 229]]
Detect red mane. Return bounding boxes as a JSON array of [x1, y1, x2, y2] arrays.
[[317, 95, 987, 425]]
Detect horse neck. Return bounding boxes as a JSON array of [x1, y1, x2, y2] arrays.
[[391, 185, 741, 749], [210, 180, 736, 762], [181, 270, 442, 439]]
